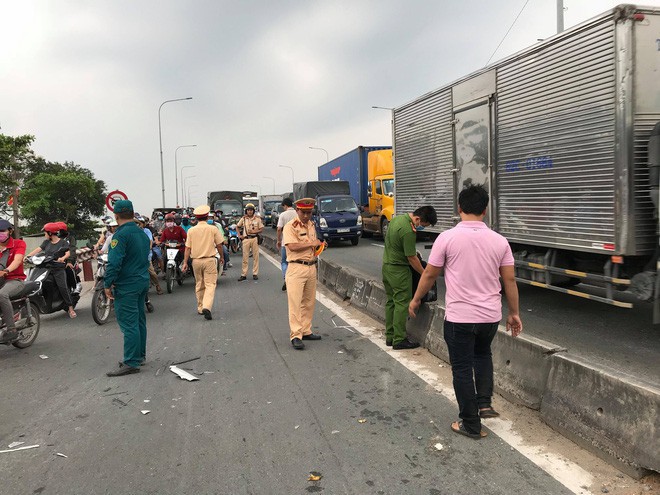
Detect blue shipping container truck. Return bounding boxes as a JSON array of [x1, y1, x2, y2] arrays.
[[317, 146, 391, 207]]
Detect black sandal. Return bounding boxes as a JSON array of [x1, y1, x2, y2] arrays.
[[479, 407, 500, 418], [451, 421, 487, 439]]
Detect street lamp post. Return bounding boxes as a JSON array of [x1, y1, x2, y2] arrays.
[[262, 176, 275, 193], [309, 146, 329, 163], [279, 165, 294, 190], [180, 166, 195, 207], [158, 97, 192, 207], [175, 144, 196, 207], [372, 105, 395, 147], [183, 175, 197, 208], [187, 185, 199, 209], [249, 184, 262, 197]]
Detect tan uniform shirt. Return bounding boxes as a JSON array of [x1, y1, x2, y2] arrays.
[[237, 215, 263, 236], [185, 222, 223, 259], [283, 219, 318, 262]]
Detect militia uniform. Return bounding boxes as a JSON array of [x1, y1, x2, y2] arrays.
[[237, 204, 263, 280], [105, 200, 151, 376], [283, 198, 324, 350], [183, 205, 224, 320]]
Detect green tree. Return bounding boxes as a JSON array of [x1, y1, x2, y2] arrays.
[[20, 161, 106, 241], [0, 134, 36, 229]]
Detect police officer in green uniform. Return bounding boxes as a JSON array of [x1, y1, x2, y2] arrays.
[[382, 206, 437, 349], [104, 200, 151, 377]]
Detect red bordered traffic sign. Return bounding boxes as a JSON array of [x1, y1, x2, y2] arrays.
[[105, 190, 128, 212]]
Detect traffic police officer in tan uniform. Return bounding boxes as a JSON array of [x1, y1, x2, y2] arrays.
[[182, 205, 224, 320], [282, 198, 326, 350], [237, 203, 264, 281]]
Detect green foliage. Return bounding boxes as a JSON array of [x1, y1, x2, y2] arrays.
[[0, 134, 36, 206], [20, 161, 106, 240]]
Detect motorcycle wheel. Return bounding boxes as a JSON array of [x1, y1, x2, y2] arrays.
[[230, 242, 238, 253], [92, 289, 112, 325], [166, 267, 175, 293], [12, 307, 41, 349], [177, 271, 183, 286]]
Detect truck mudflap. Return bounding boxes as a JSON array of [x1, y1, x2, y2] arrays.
[[514, 252, 633, 309]]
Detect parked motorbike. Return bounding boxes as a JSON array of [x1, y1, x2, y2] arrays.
[[165, 241, 185, 293], [0, 280, 42, 349], [25, 254, 80, 315], [92, 253, 154, 325], [228, 224, 241, 253]]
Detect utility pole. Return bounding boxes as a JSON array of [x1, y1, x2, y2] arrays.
[[557, 0, 564, 34]]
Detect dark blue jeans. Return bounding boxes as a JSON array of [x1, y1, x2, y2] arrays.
[[443, 320, 499, 434]]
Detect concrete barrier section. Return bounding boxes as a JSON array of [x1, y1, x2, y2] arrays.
[[491, 332, 560, 410], [318, 259, 341, 291], [424, 307, 449, 364], [335, 268, 359, 300], [365, 281, 387, 323], [540, 354, 660, 476], [349, 277, 372, 309], [407, 302, 436, 348]]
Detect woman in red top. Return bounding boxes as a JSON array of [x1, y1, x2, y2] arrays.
[[0, 219, 27, 343]]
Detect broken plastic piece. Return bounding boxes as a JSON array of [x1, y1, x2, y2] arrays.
[[39, 355, 48, 359], [141, 410, 151, 415], [358, 419, 367, 424], [0, 444, 40, 454], [434, 443, 444, 451], [308, 473, 322, 481], [7, 442, 24, 449], [56, 452, 68, 458], [169, 365, 199, 381]]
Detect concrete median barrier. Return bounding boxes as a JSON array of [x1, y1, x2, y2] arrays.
[[335, 268, 359, 300], [318, 259, 341, 291], [424, 306, 449, 363], [349, 278, 372, 309], [492, 332, 561, 410], [540, 354, 659, 477], [365, 281, 387, 323]]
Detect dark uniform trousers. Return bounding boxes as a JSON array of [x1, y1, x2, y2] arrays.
[[114, 285, 148, 367]]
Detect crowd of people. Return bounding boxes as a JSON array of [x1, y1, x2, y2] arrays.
[[1, 184, 523, 441]]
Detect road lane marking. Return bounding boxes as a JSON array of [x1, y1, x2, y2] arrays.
[[260, 250, 594, 495], [371, 243, 384, 248]]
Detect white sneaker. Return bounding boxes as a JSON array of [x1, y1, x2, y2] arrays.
[[74, 283, 82, 293]]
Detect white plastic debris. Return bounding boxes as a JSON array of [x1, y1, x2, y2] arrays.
[[434, 443, 444, 451], [141, 410, 151, 415], [143, 399, 150, 403], [337, 351, 344, 354], [7, 442, 24, 449], [56, 452, 68, 458], [331, 430, 340, 434], [169, 365, 199, 381], [295, 425, 300, 430], [0, 444, 40, 454], [39, 355, 48, 359]]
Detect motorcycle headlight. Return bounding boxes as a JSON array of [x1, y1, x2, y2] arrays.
[[320, 218, 328, 229]]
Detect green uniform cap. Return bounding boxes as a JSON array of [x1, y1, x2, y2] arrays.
[[113, 199, 133, 213]]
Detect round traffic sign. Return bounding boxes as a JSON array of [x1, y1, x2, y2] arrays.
[[106, 190, 128, 212]]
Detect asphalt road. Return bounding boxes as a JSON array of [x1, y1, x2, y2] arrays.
[[0, 256, 572, 494], [263, 228, 660, 385]]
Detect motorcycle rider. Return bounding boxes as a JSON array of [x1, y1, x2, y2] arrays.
[[138, 216, 163, 295], [159, 213, 187, 271], [0, 220, 27, 344], [181, 214, 192, 233], [100, 220, 118, 253], [26, 222, 77, 318]]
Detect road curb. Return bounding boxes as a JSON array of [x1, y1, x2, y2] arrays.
[[261, 238, 659, 477]]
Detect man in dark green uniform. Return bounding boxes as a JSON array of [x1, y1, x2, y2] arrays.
[[104, 200, 151, 377], [382, 206, 437, 349]]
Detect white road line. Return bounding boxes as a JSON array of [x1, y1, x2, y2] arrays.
[[371, 243, 385, 248], [260, 250, 594, 495]]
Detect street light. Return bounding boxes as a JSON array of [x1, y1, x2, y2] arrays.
[[187, 185, 199, 209], [180, 165, 195, 207], [158, 97, 193, 207], [279, 165, 295, 190], [183, 175, 197, 208], [309, 146, 329, 163], [262, 176, 275, 193], [175, 144, 196, 207], [372, 105, 395, 147]]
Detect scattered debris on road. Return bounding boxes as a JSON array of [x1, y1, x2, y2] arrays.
[[308, 473, 322, 482], [358, 418, 367, 423], [7, 442, 24, 449], [39, 355, 48, 359], [434, 443, 444, 451], [56, 452, 68, 458], [169, 365, 199, 381], [295, 425, 300, 430], [0, 444, 40, 454], [331, 430, 340, 434], [172, 356, 201, 366], [141, 410, 151, 415]]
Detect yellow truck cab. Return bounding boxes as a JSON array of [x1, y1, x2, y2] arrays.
[[363, 149, 394, 236]]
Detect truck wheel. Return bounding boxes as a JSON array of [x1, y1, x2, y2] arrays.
[[381, 218, 389, 238], [351, 237, 359, 246]]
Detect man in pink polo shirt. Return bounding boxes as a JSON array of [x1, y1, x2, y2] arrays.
[[409, 185, 522, 440]]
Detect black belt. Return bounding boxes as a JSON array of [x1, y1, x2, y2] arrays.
[[194, 256, 215, 259], [246, 235, 258, 238], [290, 260, 317, 266]]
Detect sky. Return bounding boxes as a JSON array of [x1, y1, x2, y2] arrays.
[[2, 0, 659, 215]]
